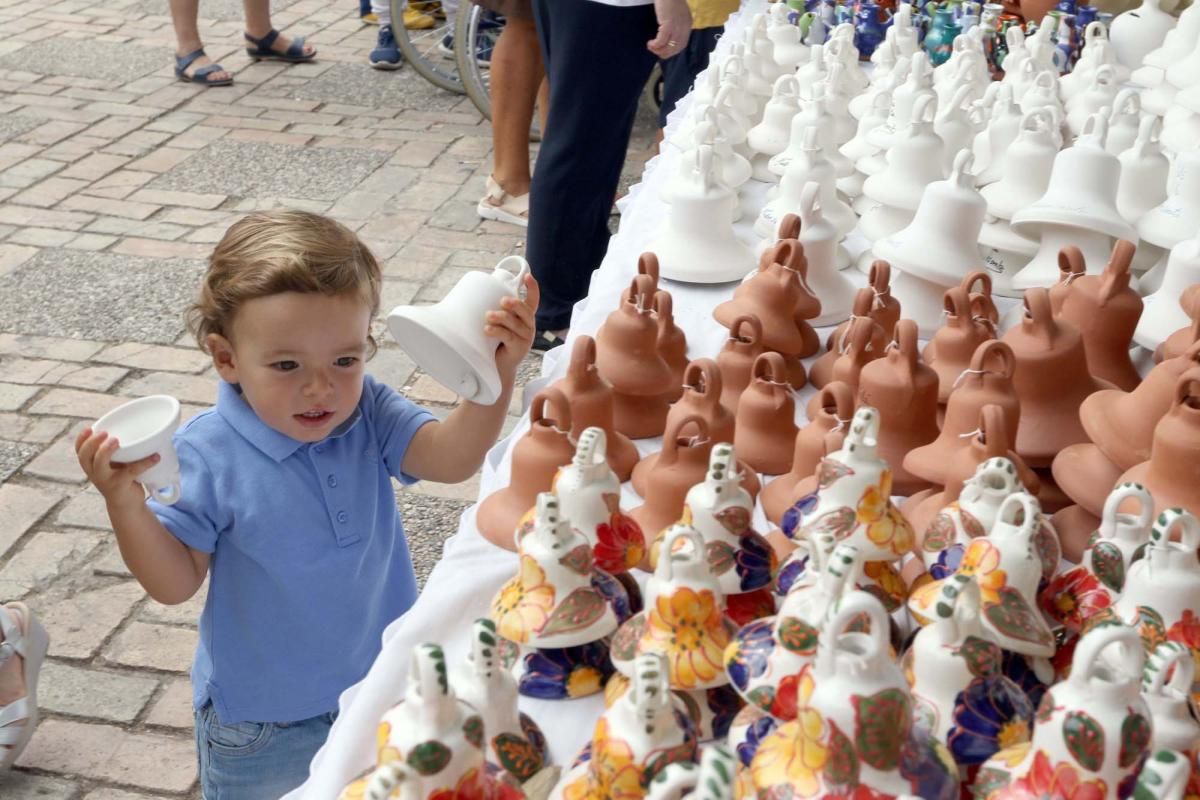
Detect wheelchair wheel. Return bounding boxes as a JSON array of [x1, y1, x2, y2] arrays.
[[391, 0, 464, 94]]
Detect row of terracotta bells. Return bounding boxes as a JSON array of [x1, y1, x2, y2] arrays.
[[653, 0, 1200, 351]]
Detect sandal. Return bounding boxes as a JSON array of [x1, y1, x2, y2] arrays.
[[174, 48, 233, 87], [477, 175, 529, 228], [244, 29, 317, 63], [0, 603, 49, 770]]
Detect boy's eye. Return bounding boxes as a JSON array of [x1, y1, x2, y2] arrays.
[[335, 356, 359, 367], [272, 361, 299, 372]]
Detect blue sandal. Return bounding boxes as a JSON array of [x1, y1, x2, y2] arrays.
[[174, 48, 233, 86], [244, 29, 317, 63]]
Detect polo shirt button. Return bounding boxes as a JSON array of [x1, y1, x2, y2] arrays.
[[314, 445, 325, 454], [337, 510, 348, 524], [327, 475, 337, 488]]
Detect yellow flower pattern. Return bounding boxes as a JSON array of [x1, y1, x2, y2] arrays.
[[750, 670, 829, 797], [956, 539, 1007, 606], [491, 555, 556, 644], [643, 587, 730, 689], [856, 470, 915, 557], [562, 718, 645, 800]]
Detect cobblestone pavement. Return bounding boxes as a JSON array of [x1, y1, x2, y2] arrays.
[[0, 1, 658, 794]]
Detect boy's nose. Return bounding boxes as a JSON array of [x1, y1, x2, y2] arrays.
[[303, 371, 334, 398]]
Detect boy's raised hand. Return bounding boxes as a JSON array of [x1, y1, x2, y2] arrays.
[[485, 273, 539, 396], [75, 427, 159, 510]]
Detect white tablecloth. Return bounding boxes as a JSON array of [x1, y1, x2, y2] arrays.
[[287, 3, 902, 795]]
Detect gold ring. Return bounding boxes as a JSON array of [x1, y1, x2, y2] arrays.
[[668, 40, 678, 46]]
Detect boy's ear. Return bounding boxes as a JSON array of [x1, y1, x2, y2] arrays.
[[207, 333, 239, 383]]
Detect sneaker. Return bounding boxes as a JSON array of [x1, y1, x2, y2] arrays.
[[369, 25, 403, 69], [437, 32, 454, 57], [530, 329, 566, 353], [360, 11, 380, 24], [402, 5, 435, 28], [411, 0, 445, 20]]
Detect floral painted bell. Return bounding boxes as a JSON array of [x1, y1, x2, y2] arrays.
[[338, 643, 517, 800], [550, 336, 639, 481], [453, 619, 548, 784], [610, 525, 740, 692], [477, 388, 576, 550], [972, 624, 1152, 800], [750, 591, 960, 800], [648, 444, 776, 604], [794, 406, 916, 563], [910, 493, 1058, 659], [550, 652, 699, 800], [595, 274, 673, 439], [645, 743, 738, 800], [554, 427, 645, 576], [1141, 642, 1200, 754]]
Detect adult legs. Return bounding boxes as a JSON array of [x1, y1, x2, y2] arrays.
[[526, 0, 658, 333], [169, 0, 233, 82], [243, 0, 315, 56], [488, 17, 543, 199]]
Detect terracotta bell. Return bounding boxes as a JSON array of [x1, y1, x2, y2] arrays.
[[595, 274, 673, 439], [631, 358, 736, 496], [716, 314, 764, 415], [550, 335, 640, 481], [804, 316, 879, 423], [1001, 287, 1114, 468], [1081, 339, 1200, 471], [760, 380, 856, 526], [1159, 302, 1200, 363], [923, 274, 998, 405], [477, 387, 576, 550], [713, 239, 819, 389], [1116, 367, 1200, 518], [734, 352, 799, 476], [1055, 239, 1144, 391], [653, 291, 689, 405], [905, 340, 1022, 487], [1050, 442, 1124, 519], [630, 415, 759, 546], [809, 287, 886, 389], [856, 320, 940, 496]]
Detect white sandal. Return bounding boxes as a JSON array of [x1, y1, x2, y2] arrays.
[[0, 602, 49, 770], [476, 175, 529, 228]]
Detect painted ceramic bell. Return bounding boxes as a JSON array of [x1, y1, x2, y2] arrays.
[[856, 320, 940, 496], [491, 493, 624, 650], [453, 619, 548, 784], [716, 314, 764, 415], [734, 353, 799, 476], [387, 255, 529, 406], [1082, 340, 1200, 472], [1055, 239, 1143, 391], [1117, 117, 1169, 232], [550, 335, 639, 481], [1117, 370, 1200, 517], [611, 525, 740, 691], [1143, 642, 1200, 753], [632, 359, 733, 496], [750, 591, 960, 800], [794, 406, 916, 562], [972, 624, 1151, 800], [1112, 508, 1200, 648], [762, 381, 856, 526], [876, 150, 989, 337], [549, 652, 699, 800], [477, 388, 576, 550], [910, 493, 1057, 658], [924, 276, 998, 405], [747, 75, 802, 181], [1001, 288, 1113, 468], [650, 146, 756, 285], [903, 575, 1037, 774], [645, 743, 737, 800], [595, 274, 672, 439], [725, 537, 862, 720], [1135, 232, 1200, 353], [554, 427, 645, 576], [339, 644, 509, 800], [1010, 115, 1135, 291]]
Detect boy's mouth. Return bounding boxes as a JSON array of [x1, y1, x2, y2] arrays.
[[295, 409, 334, 427]]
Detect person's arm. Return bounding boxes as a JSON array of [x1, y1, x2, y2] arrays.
[[402, 275, 539, 483], [75, 428, 210, 605], [648, 0, 693, 59]]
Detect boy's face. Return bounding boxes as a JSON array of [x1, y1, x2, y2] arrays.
[[208, 292, 372, 443]]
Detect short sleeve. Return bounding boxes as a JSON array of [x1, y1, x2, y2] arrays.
[[149, 438, 223, 554], [366, 375, 436, 484]]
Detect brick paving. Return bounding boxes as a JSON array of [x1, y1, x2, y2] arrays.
[[0, 0, 658, 795]]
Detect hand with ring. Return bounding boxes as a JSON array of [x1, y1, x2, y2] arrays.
[[648, 0, 692, 58]]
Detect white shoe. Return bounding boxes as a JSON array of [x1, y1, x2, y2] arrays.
[[476, 175, 529, 228], [0, 602, 49, 770]]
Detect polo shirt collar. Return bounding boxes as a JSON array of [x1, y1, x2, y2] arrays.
[[215, 381, 362, 462]]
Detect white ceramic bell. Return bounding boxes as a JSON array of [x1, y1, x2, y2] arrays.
[[867, 51, 935, 151], [651, 146, 756, 284], [388, 255, 528, 406], [1164, 16, 1200, 93], [743, 17, 781, 101], [1066, 65, 1119, 136], [1010, 114, 1134, 290], [769, 86, 853, 182], [978, 221, 1039, 298], [1118, 116, 1170, 229], [796, 182, 856, 326], [839, 92, 890, 199], [758, 127, 855, 240], [1137, 146, 1200, 291], [892, 2, 921, 59], [820, 62, 858, 147], [1000, 24, 1029, 88], [856, 203, 916, 257], [1112, 0, 1175, 71], [795, 42, 829, 88], [688, 59, 723, 111], [830, 25, 869, 91], [973, 83, 1024, 185], [1061, 22, 1110, 101], [980, 108, 1058, 222], [1017, 66, 1065, 131], [854, 50, 908, 120], [766, 1, 809, 70], [719, 49, 762, 123], [746, 74, 801, 182], [876, 150, 988, 336], [1134, 232, 1200, 351], [92, 394, 182, 505], [862, 94, 945, 212], [935, 84, 986, 171], [868, 25, 899, 78], [1161, 89, 1200, 155], [1104, 89, 1142, 156]]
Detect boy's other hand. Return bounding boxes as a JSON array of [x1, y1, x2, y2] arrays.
[[486, 273, 539, 396], [75, 427, 158, 510]]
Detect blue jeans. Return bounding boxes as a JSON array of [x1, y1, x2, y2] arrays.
[[195, 702, 336, 800]]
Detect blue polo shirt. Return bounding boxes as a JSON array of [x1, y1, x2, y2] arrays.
[[149, 375, 435, 724]]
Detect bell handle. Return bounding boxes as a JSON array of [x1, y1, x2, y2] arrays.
[[1057, 245, 1086, 283], [1080, 112, 1109, 149], [1097, 481, 1153, 543], [751, 351, 789, 386], [968, 339, 1016, 379], [682, 358, 724, 409], [845, 315, 877, 360], [910, 92, 937, 128], [626, 273, 657, 313], [930, 572, 983, 643], [843, 405, 881, 452], [660, 413, 709, 467], [961, 269, 993, 301], [694, 145, 715, 193], [566, 335, 598, 383], [1172, 368, 1200, 416], [529, 386, 573, 436], [572, 425, 609, 468], [1130, 115, 1161, 159], [1097, 240, 1136, 302], [818, 379, 856, 425], [815, 590, 890, 678], [728, 314, 764, 347], [1111, 87, 1140, 119], [867, 260, 892, 300], [364, 761, 419, 800], [653, 290, 675, 332], [1083, 19, 1106, 44], [1069, 623, 1143, 693], [1142, 641, 1195, 700], [493, 255, 531, 298], [976, 403, 1010, 459], [775, 212, 802, 242], [1150, 507, 1200, 553], [1019, 287, 1059, 348], [1092, 63, 1116, 88], [994, 490, 1041, 539], [658, 523, 707, 584], [1020, 107, 1053, 135], [948, 148, 974, 189], [761, 238, 801, 274], [773, 73, 801, 102], [638, 252, 661, 288], [891, 319, 920, 373], [943, 285, 972, 322]]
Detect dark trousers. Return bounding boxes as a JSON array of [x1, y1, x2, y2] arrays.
[[528, 0, 658, 331], [658, 26, 724, 129]]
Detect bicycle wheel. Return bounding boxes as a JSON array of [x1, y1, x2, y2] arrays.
[[391, 0, 464, 94], [455, 2, 497, 118]]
